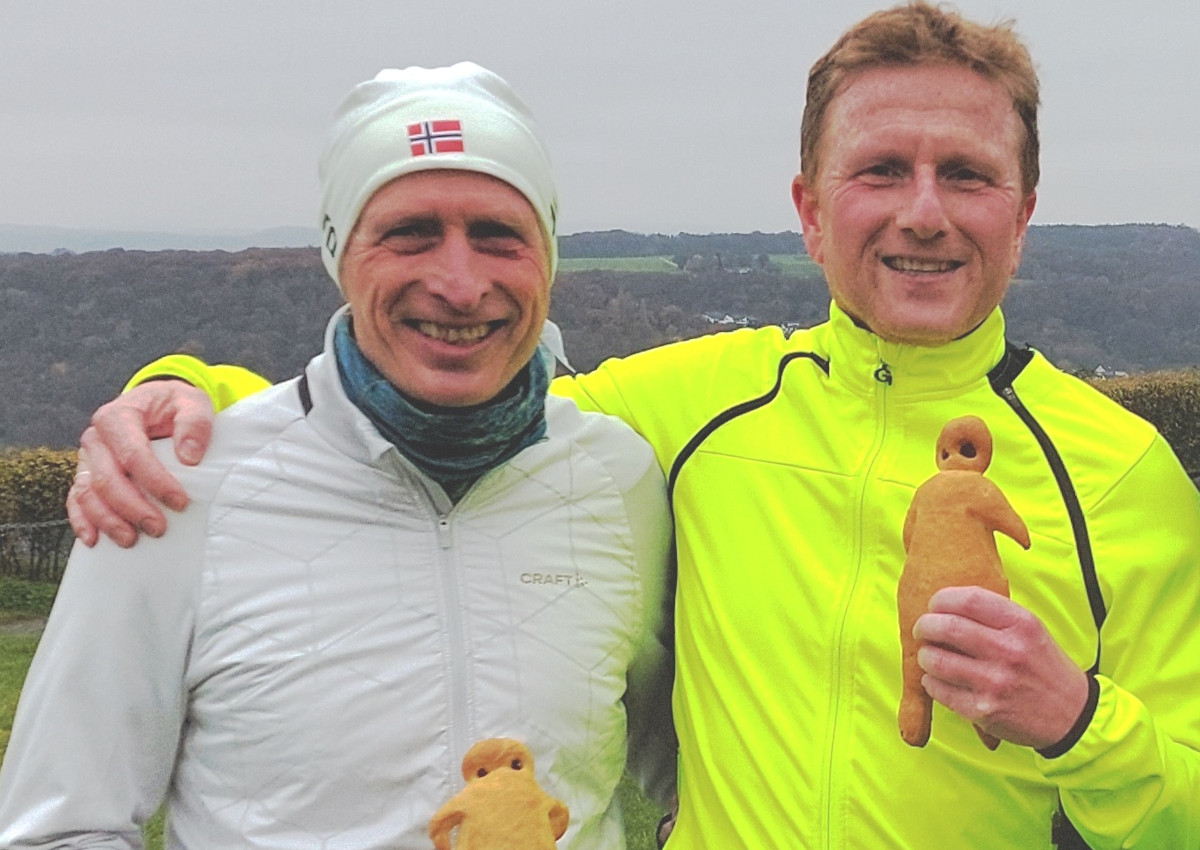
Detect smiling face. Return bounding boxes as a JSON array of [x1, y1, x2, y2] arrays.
[[793, 63, 1037, 347], [338, 169, 551, 407]]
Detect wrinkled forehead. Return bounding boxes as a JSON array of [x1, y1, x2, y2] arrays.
[[821, 64, 1024, 165]]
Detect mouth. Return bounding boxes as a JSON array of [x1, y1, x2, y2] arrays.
[[882, 256, 965, 274], [406, 319, 507, 346]]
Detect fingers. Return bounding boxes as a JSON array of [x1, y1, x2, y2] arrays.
[[913, 589, 1090, 749], [917, 588, 1038, 662], [914, 588, 1016, 729], [90, 384, 205, 511], [917, 641, 1005, 699], [75, 427, 169, 545], [915, 611, 999, 661], [67, 445, 142, 548], [918, 665, 999, 724], [66, 468, 99, 547], [170, 389, 216, 466], [116, 442, 188, 515], [67, 380, 213, 548], [926, 585, 1019, 629], [916, 632, 1021, 738]]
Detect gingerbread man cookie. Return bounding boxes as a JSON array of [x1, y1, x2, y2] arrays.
[[897, 416, 1030, 749], [429, 738, 569, 850]]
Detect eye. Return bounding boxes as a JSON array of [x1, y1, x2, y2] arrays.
[[942, 164, 990, 188], [510, 759, 523, 770], [477, 768, 489, 778], [469, 220, 528, 257], [857, 161, 905, 186], [379, 218, 441, 253], [960, 442, 977, 458]]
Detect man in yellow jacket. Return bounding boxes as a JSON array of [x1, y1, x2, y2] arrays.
[[66, 3, 1200, 848]]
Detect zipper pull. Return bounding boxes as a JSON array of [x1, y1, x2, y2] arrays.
[[1000, 384, 1029, 415], [873, 361, 893, 385], [437, 515, 452, 550]]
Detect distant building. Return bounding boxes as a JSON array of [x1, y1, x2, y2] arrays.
[[701, 313, 762, 328]]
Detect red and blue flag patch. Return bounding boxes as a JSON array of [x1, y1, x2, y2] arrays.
[[407, 120, 464, 156]]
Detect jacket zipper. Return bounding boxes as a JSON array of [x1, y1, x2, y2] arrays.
[[823, 358, 893, 849], [435, 511, 472, 766]]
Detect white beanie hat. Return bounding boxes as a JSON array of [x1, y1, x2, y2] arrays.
[[318, 62, 559, 291]]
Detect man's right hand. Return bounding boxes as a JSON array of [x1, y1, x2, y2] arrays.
[[66, 380, 216, 548]]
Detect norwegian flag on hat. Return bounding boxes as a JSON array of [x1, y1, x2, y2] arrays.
[[407, 119, 464, 156]]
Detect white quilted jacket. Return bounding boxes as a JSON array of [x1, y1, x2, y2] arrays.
[[0, 313, 675, 850]]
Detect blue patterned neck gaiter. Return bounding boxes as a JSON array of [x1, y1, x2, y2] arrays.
[[333, 315, 549, 502]]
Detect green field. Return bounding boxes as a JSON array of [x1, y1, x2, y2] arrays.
[[769, 254, 821, 274], [0, 585, 661, 850], [560, 253, 819, 275], [0, 631, 39, 760], [559, 256, 686, 273]]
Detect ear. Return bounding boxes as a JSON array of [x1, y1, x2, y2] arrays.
[[792, 173, 825, 265], [1010, 190, 1037, 274]]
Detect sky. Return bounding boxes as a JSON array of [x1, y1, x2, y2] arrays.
[[2, 0, 1198, 239]]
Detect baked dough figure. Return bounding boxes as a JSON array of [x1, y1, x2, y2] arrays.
[[897, 416, 1031, 749], [429, 738, 569, 850]]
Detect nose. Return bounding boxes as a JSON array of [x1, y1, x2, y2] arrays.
[[423, 230, 491, 311], [895, 169, 949, 241]]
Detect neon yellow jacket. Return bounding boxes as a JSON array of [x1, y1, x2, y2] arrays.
[[131, 306, 1200, 847], [557, 304, 1200, 849], [125, 354, 271, 412]]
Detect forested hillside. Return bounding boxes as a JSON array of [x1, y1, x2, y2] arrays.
[[1, 224, 1198, 448]]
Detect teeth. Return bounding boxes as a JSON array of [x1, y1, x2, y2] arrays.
[[887, 257, 958, 273], [416, 321, 493, 344]]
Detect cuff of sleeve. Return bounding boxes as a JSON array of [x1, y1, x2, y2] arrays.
[[124, 356, 270, 413], [1036, 675, 1164, 790], [124, 354, 212, 394], [1038, 674, 1101, 759]]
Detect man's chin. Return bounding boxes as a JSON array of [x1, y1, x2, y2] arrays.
[[405, 366, 527, 409], [873, 318, 967, 348]]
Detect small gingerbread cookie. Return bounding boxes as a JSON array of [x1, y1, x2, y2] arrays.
[[897, 416, 1030, 749], [429, 738, 569, 850]]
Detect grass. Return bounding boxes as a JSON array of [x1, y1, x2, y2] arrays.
[[770, 253, 822, 274], [0, 591, 663, 850], [0, 632, 39, 760], [620, 774, 665, 849], [0, 577, 58, 617], [559, 253, 820, 276], [559, 256, 686, 273]]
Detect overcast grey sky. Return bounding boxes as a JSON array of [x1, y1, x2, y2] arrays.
[[2, 0, 1197, 238]]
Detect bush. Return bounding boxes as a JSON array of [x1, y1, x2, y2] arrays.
[[0, 578, 58, 616], [0, 448, 75, 525], [1090, 370, 1200, 476], [0, 448, 76, 582]]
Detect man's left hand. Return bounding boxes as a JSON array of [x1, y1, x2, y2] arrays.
[[913, 586, 1089, 751]]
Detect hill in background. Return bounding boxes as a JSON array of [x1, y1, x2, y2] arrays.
[[0, 224, 1198, 448], [0, 223, 319, 254]]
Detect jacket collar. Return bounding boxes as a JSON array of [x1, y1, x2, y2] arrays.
[[820, 300, 1008, 398], [303, 305, 402, 464]]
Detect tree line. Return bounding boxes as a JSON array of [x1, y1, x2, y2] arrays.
[[1, 224, 1198, 449]]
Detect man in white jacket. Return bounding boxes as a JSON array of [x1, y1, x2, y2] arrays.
[[0, 63, 674, 850]]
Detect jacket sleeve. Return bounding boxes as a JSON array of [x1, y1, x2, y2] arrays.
[[551, 350, 680, 480], [0, 461, 200, 847], [1037, 435, 1200, 848], [618, 444, 678, 808], [551, 371, 625, 418], [125, 353, 272, 413], [551, 352, 657, 425]]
